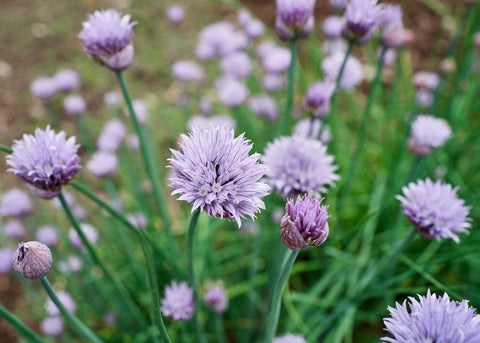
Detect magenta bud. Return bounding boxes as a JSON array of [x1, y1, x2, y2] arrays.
[[13, 241, 52, 279]]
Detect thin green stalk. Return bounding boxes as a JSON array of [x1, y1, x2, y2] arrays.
[[75, 115, 95, 153], [215, 313, 228, 343], [116, 72, 172, 233], [264, 249, 300, 343], [278, 38, 297, 136], [336, 47, 388, 223], [0, 144, 13, 153], [187, 208, 207, 343], [0, 302, 49, 343], [39, 277, 103, 343], [58, 192, 146, 327]]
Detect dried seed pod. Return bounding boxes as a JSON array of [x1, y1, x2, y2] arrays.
[[13, 241, 52, 279]]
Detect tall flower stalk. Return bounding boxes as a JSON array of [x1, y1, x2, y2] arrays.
[[278, 38, 297, 136], [0, 302, 49, 343]]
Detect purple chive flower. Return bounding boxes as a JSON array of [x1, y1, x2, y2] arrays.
[[263, 74, 287, 93], [104, 90, 122, 108], [0, 188, 33, 217], [58, 255, 83, 274], [69, 224, 99, 249], [378, 4, 403, 31], [204, 282, 229, 313], [172, 60, 205, 83], [275, 0, 316, 41], [13, 241, 52, 279], [413, 71, 440, 90], [87, 151, 118, 178], [6, 126, 81, 199], [36, 225, 59, 247], [168, 126, 269, 227], [274, 333, 308, 343], [256, 41, 277, 59], [53, 69, 80, 92], [127, 134, 140, 150], [244, 18, 265, 39], [104, 312, 117, 325], [0, 248, 14, 274], [3, 219, 26, 239], [238, 9, 252, 27], [124, 99, 148, 126], [396, 178, 470, 242], [262, 46, 292, 74], [248, 95, 279, 122], [127, 212, 148, 230], [216, 78, 249, 108], [41, 317, 64, 337], [293, 118, 331, 143], [342, 0, 382, 44], [408, 114, 451, 156], [322, 52, 363, 90], [73, 204, 88, 221], [322, 16, 345, 39], [220, 52, 252, 79], [30, 76, 57, 100], [322, 38, 348, 55], [199, 97, 212, 114], [382, 290, 480, 343], [166, 5, 185, 24], [45, 291, 76, 316], [414, 89, 434, 108], [78, 9, 137, 72], [186, 115, 236, 132], [196, 22, 246, 60], [263, 135, 339, 197], [377, 48, 397, 67], [161, 281, 195, 321], [97, 119, 127, 152], [280, 194, 329, 250], [305, 81, 335, 119], [63, 94, 86, 116]]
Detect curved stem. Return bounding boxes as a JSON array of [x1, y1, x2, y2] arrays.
[[278, 38, 297, 136], [264, 249, 300, 343], [0, 302, 48, 343], [0, 144, 13, 153], [39, 277, 103, 343]]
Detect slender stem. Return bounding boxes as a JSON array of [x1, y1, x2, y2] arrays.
[[75, 115, 95, 153], [187, 208, 207, 343], [39, 277, 103, 343], [336, 47, 388, 222], [215, 313, 228, 343], [264, 249, 300, 343], [278, 38, 297, 136], [0, 302, 49, 343], [0, 144, 13, 153], [116, 72, 172, 233], [58, 192, 146, 327], [328, 41, 354, 117]]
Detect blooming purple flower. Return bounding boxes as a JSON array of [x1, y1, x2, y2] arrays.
[[248, 95, 279, 122], [293, 118, 331, 143], [382, 290, 480, 342], [0, 188, 33, 217], [3, 219, 25, 239], [378, 4, 403, 30], [172, 60, 205, 83], [244, 18, 265, 39], [45, 290, 77, 316], [53, 69, 80, 92], [413, 71, 440, 90], [275, 0, 316, 40], [322, 38, 348, 55], [36, 225, 59, 246], [104, 90, 122, 108], [78, 9, 137, 71], [322, 16, 345, 38], [262, 46, 291, 74], [408, 114, 451, 156], [342, 0, 382, 44], [263, 135, 339, 197], [73, 204, 88, 221], [186, 115, 236, 132], [97, 119, 127, 152], [195, 22, 246, 60], [216, 78, 249, 108], [87, 151, 118, 178], [322, 52, 363, 90], [7, 126, 81, 199], [30, 76, 57, 100], [377, 48, 397, 67], [274, 333, 308, 343], [204, 282, 229, 313], [238, 9, 252, 27], [220, 52, 252, 79], [104, 312, 117, 325], [199, 97, 212, 114], [0, 248, 14, 274], [305, 81, 335, 118], [69, 224, 99, 249], [58, 255, 83, 274], [414, 89, 434, 108], [168, 126, 269, 227], [262, 74, 287, 93], [256, 41, 277, 59], [161, 281, 195, 321], [396, 178, 470, 242], [166, 5, 185, 24], [63, 94, 86, 116], [41, 316, 64, 337], [280, 194, 329, 250], [124, 99, 148, 126]]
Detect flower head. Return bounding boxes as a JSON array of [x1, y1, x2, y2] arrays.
[[274, 333, 308, 343], [0, 248, 14, 274], [305, 81, 335, 118], [413, 71, 440, 90], [30, 76, 57, 100], [166, 5, 185, 24], [322, 16, 345, 38], [0, 188, 33, 217], [41, 317, 64, 337], [408, 114, 451, 156], [263, 135, 339, 197], [53, 69, 80, 92], [196, 22, 246, 60], [322, 52, 363, 90], [186, 115, 236, 132], [397, 178, 471, 242], [3, 219, 26, 239], [204, 282, 229, 313], [220, 52, 252, 79], [216, 78, 249, 108], [263, 74, 287, 93], [78, 9, 136, 71], [378, 4, 403, 30], [262, 46, 292, 74], [63, 94, 86, 116], [275, 0, 316, 40], [69, 224, 99, 249], [104, 90, 122, 108], [161, 281, 194, 321], [7, 126, 81, 199], [382, 290, 480, 342], [87, 151, 118, 178], [343, 0, 382, 44], [45, 291, 76, 316], [13, 241, 52, 279], [168, 126, 269, 227], [58, 255, 83, 274], [97, 119, 127, 152], [248, 95, 279, 122], [172, 60, 205, 83], [293, 118, 331, 143], [36, 225, 59, 247]]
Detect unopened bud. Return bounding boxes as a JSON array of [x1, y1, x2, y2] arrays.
[[13, 241, 52, 279]]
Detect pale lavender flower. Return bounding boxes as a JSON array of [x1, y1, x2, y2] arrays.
[[124, 99, 148, 126], [0, 188, 33, 217], [414, 89, 434, 108], [58, 255, 83, 273], [69, 224, 99, 249], [87, 151, 118, 178], [3, 219, 25, 239], [45, 291, 76, 316], [127, 134, 140, 150], [256, 41, 277, 59], [41, 316, 64, 337], [6, 126, 81, 199], [53, 69, 80, 92], [104, 312, 116, 325], [36, 225, 59, 246], [396, 178, 470, 242], [199, 97, 212, 114], [408, 114, 451, 156], [275, 0, 316, 40], [244, 18, 264, 39], [322, 16, 345, 38], [413, 71, 440, 90], [239, 220, 260, 235], [186, 115, 236, 132], [220, 52, 252, 79], [172, 60, 205, 83], [322, 52, 363, 90], [382, 290, 480, 342], [263, 135, 339, 197], [379, 4, 403, 30], [216, 78, 249, 108], [381, 26, 414, 48], [305, 81, 335, 118], [168, 126, 269, 227], [30, 76, 57, 100], [104, 90, 122, 108], [161, 281, 194, 321], [97, 119, 127, 152], [262, 47, 291, 74], [73, 204, 88, 221], [204, 282, 228, 313], [274, 333, 308, 343], [78, 9, 136, 71], [322, 38, 348, 55], [378, 48, 397, 67], [293, 118, 331, 143], [248, 95, 279, 122], [127, 212, 148, 230], [63, 94, 86, 116], [263, 74, 287, 93], [238, 9, 252, 28], [196, 22, 245, 60], [166, 5, 185, 24], [0, 248, 14, 274], [343, 0, 382, 44]]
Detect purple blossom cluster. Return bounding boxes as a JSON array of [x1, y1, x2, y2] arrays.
[[161, 281, 194, 321]]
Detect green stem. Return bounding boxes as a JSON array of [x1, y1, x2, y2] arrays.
[[58, 192, 146, 327], [328, 41, 354, 117], [0, 144, 13, 153], [39, 277, 103, 343], [187, 208, 207, 343], [278, 38, 297, 136], [264, 249, 300, 343], [0, 302, 49, 343], [336, 47, 387, 223], [116, 72, 172, 233], [75, 115, 95, 154]]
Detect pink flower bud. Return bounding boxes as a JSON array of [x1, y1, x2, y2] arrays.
[[13, 241, 52, 279]]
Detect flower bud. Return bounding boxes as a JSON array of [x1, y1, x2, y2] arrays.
[[13, 241, 52, 279]]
